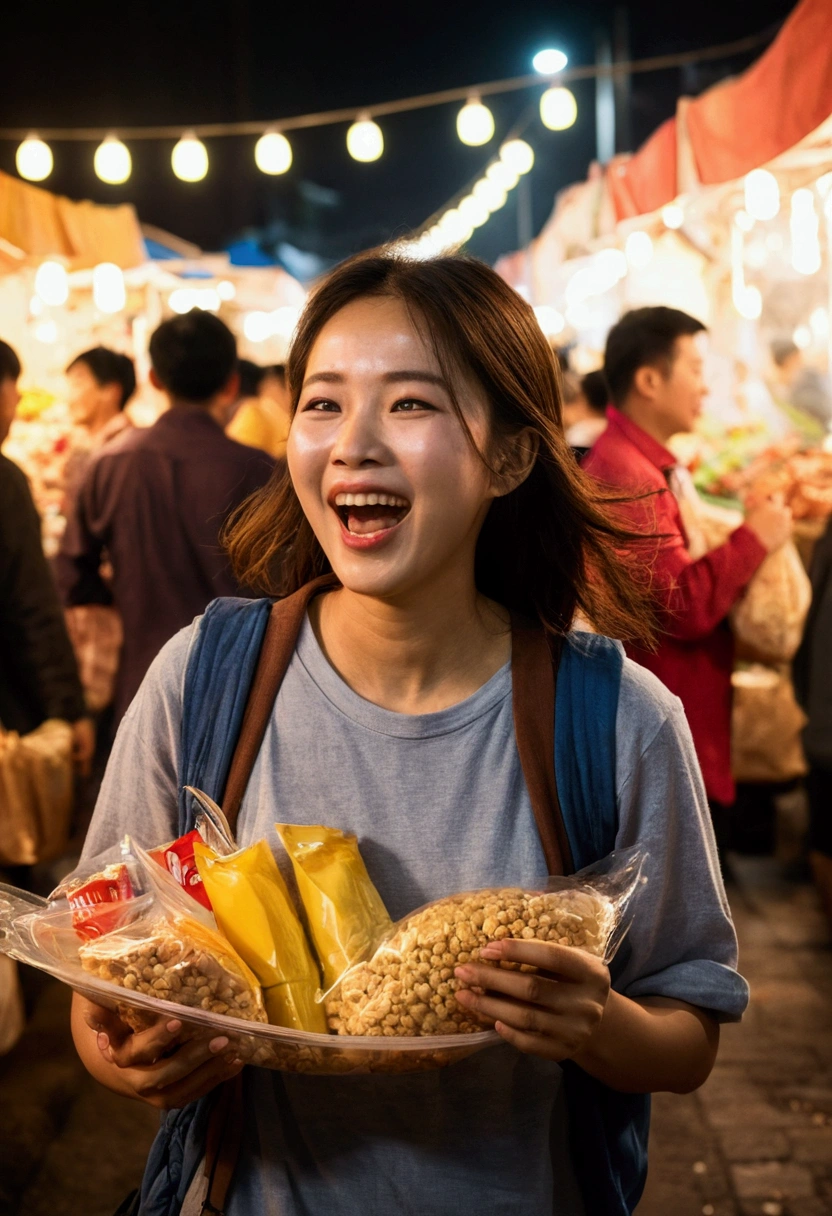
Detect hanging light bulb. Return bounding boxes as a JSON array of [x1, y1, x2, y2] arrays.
[[94, 136, 131, 184], [735, 209, 755, 233], [437, 209, 473, 246], [500, 139, 535, 175], [456, 97, 495, 147], [255, 131, 292, 175], [458, 195, 490, 229], [486, 161, 519, 191], [16, 135, 53, 182], [533, 49, 568, 75], [744, 169, 780, 222], [625, 231, 653, 269], [472, 178, 508, 212], [540, 86, 577, 131], [790, 188, 821, 275], [347, 115, 384, 162], [93, 263, 126, 313], [34, 261, 69, 307], [216, 279, 236, 301], [735, 285, 762, 320], [172, 134, 209, 182], [661, 202, 684, 229]]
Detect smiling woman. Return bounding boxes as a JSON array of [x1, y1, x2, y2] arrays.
[[226, 251, 654, 647], [72, 248, 748, 1216]]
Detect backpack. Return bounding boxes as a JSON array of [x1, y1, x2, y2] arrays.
[[137, 579, 649, 1216]]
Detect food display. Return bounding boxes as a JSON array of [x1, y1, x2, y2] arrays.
[[326, 886, 614, 1038], [0, 808, 644, 1075]]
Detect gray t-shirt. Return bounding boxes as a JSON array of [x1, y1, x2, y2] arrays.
[[83, 616, 748, 1216]]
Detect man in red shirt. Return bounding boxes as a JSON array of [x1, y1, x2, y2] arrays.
[[584, 307, 792, 848]]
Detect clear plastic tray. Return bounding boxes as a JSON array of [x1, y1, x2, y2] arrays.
[[0, 884, 499, 1075]]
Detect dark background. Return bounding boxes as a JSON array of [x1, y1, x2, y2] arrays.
[[0, 0, 798, 272]]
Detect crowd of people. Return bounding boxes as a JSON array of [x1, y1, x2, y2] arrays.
[[0, 250, 830, 1215]]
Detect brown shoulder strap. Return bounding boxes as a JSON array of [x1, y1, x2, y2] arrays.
[[221, 574, 338, 834], [510, 616, 574, 877]]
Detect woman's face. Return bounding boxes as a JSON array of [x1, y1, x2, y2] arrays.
[[288, 295, 500, 601]]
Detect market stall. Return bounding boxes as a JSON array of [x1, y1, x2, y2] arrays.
[[0, 170, 305, 551]]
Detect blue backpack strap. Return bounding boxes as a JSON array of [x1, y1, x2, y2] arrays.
[[139, 595, 273, 1215], [177, 596, 273, 834], [555, 631, 650, 1216]]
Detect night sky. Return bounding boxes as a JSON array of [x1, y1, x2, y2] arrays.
[[1, 0, 798, 273]]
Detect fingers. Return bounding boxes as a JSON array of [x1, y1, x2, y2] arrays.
[[111, 1030, 234, 1085], [137, 1053, 244, 1111], [455, 985, 562, 1035], [100, 1017, 188, 1068], [476, 938, 608, 983], [82, 1001, 136, 1049], [455, 961, 565, 1010], [492, 1020, 568, 1060]]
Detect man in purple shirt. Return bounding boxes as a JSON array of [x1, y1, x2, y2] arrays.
[[56, 311, 276, 721]]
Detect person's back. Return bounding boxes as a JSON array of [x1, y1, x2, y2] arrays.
[[56, 312, 275, 720]]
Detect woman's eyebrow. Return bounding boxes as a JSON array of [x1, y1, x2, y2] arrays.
[[302, 370, 449, 390]]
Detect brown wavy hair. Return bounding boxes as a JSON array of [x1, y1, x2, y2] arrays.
[[226, 249, 655, 644]]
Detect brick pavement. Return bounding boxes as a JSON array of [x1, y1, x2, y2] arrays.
[[1, 856, 829, 1215]]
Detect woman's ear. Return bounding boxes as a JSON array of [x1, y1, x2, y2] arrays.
[[492, 428, 539, 497]]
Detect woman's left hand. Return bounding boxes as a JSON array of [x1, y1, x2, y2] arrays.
[[454, 939, 611, 1062]]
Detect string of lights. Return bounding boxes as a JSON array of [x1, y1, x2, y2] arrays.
[[0, 27, 775, 186]]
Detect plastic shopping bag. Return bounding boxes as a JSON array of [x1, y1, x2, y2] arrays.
[[732, 666, 808, 784], [730, 542, 811, 664], [0, 720, 74, 866]]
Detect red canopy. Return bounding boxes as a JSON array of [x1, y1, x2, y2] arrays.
[[609, 0, 832, 221]]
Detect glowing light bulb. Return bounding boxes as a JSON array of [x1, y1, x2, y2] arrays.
[[533, 305, 566, 337], [810, 306, 828, 338], [458, 195, 490, 229], [168, 288, 197, 314], [35, 320, 58, 344], [735, 209, 755, 233], [347, 116, 383, 163], [93, 263, 126, 313], [472, 178, 508, 212], [625, 230, 653, 269], [196, 288, 221, 312], [661, 203, 684, 229], [456, 97, 495, 147], [255, 131, 292, 175], [34, 261, 68, 307], [94, 137, 131, 185], [744, 169, 779, 222], [500, 139, 535, 175], [793, 324, 811, 349], [437, 209, 473, 246], [540, 86, 577, 131], [533, 49, 568, 75], [790, 188, 821, 275], [243, 311, 274, 342], [735, 285, 762, 320], [16, 136, 53, 182], [486, 161, 519, 191], [594, 247, 628, 286], [172, 134, 209, 182], [216, 280, 236, 301]]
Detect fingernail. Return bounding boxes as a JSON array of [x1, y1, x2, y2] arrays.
[[166, 1019, 182, 1034], [209, 1036, 230, 1053], [454, 966, 474, 981], [97, 1032, 109, 1052]]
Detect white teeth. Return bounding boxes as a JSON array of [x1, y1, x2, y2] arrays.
[[333, 491, 410, 509]]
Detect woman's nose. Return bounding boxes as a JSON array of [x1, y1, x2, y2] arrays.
[[331, 404, 386, 466]]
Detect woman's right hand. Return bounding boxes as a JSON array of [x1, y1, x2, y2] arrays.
[[73, 995, 244, 1110]]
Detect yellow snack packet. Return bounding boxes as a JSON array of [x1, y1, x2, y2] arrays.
[[275, 824, 392, 991], [193, 839, 327, 1033]]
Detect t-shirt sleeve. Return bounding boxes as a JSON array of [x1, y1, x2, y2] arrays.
[[611, 661, 749, 1022], [80, 622, 198, 863]]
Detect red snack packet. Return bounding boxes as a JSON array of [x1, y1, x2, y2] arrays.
[[149, 831, 213, 910], [67, 864, 135, 941]]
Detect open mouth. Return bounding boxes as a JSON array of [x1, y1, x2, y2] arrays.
[[333, 491, 411, 538]]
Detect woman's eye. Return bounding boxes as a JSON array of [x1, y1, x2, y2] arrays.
[[302, 399, 341, 413], [391, 399, 435, 413]]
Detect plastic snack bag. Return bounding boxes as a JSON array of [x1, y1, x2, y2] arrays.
[[194, 839, 327, 1033], [74, 838, 267, 1028], [326, 848, 646, 1037], [275, 823, 393, 990], [63, 862, 137, 941], [149, 831, 213, 910]]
